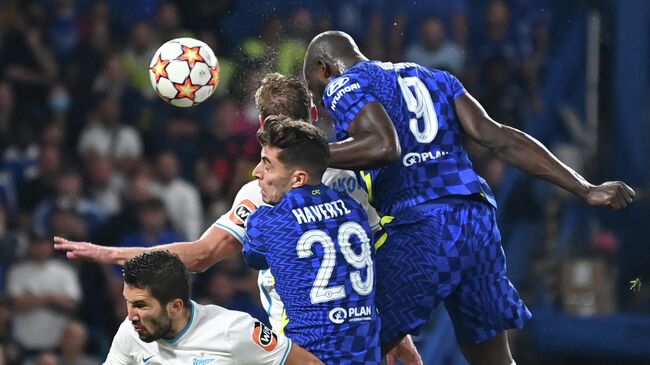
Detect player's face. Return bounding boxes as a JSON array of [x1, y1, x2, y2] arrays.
[[123, 284, 173, 343], [253, 146, 298, 204], [304, 66, 328, 109]]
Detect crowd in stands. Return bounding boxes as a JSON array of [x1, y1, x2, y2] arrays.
[[2, 0, 639, 364]]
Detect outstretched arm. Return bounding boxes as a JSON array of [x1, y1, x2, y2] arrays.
[[455, 93, 635, 208], [53, 225, 242, 272], [329, 102, 401, 170]]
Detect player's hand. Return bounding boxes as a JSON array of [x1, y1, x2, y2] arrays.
[[586, 181, 636, 209], [385, 335, 423, 365], [53, 236, 116, 264]]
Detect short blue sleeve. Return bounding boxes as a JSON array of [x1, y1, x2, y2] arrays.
[[322, 73, 378, 140], [242, 210, 270, 270], [446, 71, 467, 99]]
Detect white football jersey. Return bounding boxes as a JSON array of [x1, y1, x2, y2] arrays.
[[213, 168, 379, 331], [104, 302, 291, 365]]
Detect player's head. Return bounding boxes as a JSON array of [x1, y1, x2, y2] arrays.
[[253, 115, 329, 204], [303, 31, 367, 107], [122, 251, 191, 342], [255, 72, 318, 125]]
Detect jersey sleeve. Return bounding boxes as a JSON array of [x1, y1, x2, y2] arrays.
[[242, 210, 270, 270], [214, 181, 264, 243], [322, 72, 378, 140], [446, 71, 467, 99], [103, 319, 136, 365], [227, 313, 292, 365]]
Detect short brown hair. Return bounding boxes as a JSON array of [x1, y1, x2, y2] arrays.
[[255, 73, 310, 121], [256, 116, 329, 179]]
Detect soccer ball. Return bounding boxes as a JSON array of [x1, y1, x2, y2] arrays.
[[149, 38, 219, 107]]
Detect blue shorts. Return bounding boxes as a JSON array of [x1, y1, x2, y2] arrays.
[[375, 197, 531, 345]]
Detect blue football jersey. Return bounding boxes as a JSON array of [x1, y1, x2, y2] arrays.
[[322, 61, 496, 217], [243, 184, 380, 365]]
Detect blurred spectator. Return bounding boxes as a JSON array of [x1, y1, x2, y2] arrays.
[[176, 0, 233, 34], [67, 15, 113, 129], [32, 168, 104, 238], [201, 98, 259, 197], [404, 16, 466, 75], [0, 82, 14, 148], [6, 232, 81, 353], [1, 122, 39, 189], [91, 52, 145, 126], [389, 0, 468, 60], [0, 202, 26, 294], [240, 17, 284, 75], [117, 197, 182, 249], [47, 0, 79, 66], [23, 352, 58, 365], [276, 8, 313, 76], [93, 167, 154, 244], [83, 156, 126, 217], [154, 3, 190, 42], [193, 158, 226, 223], [77, 94, 143, 173], [198, 31, 237, 100], [122, 21, 157, 100], [151, 151, 203, 240], [57, 320, 101, 365], [0, 298, 11, 343], [157, 114, 203, 177], [0, 1, 57, 118], [1, 122, 39, 215], [47, 83, 71, 126], [199, 267, 269, 327], [478, 55, 527, 129], [472, 0, 521, 72], [17, 144, 62, 220]]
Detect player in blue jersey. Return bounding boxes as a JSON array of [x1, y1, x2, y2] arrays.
[[54, 72, 421, 364], [303, 31, 636, 365], [243, 116, 380, 364]]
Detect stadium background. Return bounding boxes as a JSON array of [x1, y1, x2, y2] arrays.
[[0, 0, 648, 364]]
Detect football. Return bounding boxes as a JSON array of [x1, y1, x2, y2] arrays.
[[149, 37, 219, 107]]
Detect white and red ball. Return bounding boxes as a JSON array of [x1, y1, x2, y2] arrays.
[[149, 38, 219, 107]]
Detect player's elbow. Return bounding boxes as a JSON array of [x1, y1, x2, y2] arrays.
[[378, 143, 400, 164], [369, 138, 400, 166]]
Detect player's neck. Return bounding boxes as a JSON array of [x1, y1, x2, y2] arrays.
[[338, 54, 368, 73], [168, 305, 193, 340]]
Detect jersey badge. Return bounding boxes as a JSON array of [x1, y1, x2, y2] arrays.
[[229, 199, 257, 227], [252, 321, 278, 351]]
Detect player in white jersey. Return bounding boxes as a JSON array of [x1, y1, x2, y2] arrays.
[[54, 73, 421, 364], [105, 250, 321, 365]]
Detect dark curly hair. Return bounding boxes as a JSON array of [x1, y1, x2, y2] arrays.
[[123, 251, 191, 307]]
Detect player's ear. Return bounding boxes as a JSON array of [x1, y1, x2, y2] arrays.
[[318, 59, 333, 79], [310, 104, 318, 122], [167, 299, 184, 316], [292, 170, 309, 188]]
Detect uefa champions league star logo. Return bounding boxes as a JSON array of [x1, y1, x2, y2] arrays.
[[329, 307, 347, 324]]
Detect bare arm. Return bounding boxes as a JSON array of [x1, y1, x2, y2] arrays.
[[54, 225, 242, 272], [455, 93, 635, 208], [329, 102, 401, 170], [284, 343, 324, 365]]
